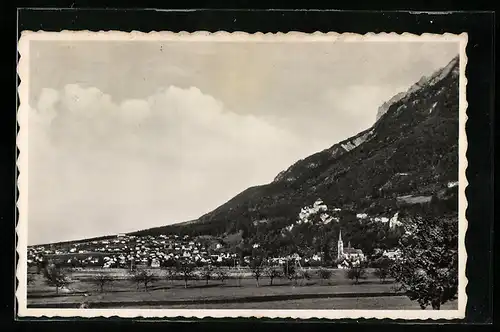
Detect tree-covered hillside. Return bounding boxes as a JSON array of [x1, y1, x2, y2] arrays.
[[131, 55, 460, 252]]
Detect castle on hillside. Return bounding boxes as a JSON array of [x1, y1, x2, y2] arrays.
[[337, 230, 365, 268]]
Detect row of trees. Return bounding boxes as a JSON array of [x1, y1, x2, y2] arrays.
[[35, 257, 390, 295]]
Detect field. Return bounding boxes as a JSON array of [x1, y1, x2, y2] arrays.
[[147, 297, 458, 310], [27, 267, 458, 310]]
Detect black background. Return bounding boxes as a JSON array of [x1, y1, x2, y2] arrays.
[[2, 2, 496, 331]]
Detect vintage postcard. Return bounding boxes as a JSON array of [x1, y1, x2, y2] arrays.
[[17, 31, 468, 320]]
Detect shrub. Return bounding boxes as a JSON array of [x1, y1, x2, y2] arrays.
[[27, 273, 36, 285], [318, 268, 333, 284]]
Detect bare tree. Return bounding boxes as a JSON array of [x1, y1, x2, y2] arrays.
[[131, 269, 157, 291], [176, 261, 195, 289], [91, 273, 114, 293], [130, 271, 142, 290], [250, 259, 264, 287], [215, 267, 229, 284], [265, 267, 282, 286], [282, 258, 296, 281], [201, 265, 214, 286], [164, 267, 176, 284], [234, 269, 244, 287], [141, 270, 158, 291]]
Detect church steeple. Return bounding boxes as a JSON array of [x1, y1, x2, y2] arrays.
[[337, 229, 344, 260]]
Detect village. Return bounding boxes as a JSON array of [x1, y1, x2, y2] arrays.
[[27, 199, 406, 271], [28, 233, 238, 269], [27, 228, 400, 271]]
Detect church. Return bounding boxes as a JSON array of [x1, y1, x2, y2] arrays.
[[336, 230, 365, 267]]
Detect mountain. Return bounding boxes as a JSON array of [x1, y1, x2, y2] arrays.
[[376, 92, 406, 121], [131, 56, 460, 247], [375, 56, 460, 121]]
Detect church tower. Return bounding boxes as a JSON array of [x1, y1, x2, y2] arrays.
[[337, 229, 344, 260]]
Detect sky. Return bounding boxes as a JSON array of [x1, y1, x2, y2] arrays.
[[26, 39, 459, 245]]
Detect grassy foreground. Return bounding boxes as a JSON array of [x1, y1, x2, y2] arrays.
[[146, 297, 459, 310], [27, 268, 457, 310]]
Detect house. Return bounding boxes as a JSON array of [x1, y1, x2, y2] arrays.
[[389, 212, 402, 229], [151, 258, 160, 268], [383, 249, 401, 260]]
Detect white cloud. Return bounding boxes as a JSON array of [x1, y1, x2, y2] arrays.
[[28, 84, 314, 244]]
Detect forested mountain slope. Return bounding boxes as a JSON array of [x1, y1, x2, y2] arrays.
[[131, 56, 460, 256]]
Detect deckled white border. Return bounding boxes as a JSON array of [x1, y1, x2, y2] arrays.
[[16, 31, 468, 320]]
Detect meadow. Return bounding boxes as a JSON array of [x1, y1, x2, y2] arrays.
[[26, 267, 457, 309]]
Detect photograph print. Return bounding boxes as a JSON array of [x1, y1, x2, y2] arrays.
[[16, 31, 468, 320]]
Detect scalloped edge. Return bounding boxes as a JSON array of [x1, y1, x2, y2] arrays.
[[16, 30, 468, 320]]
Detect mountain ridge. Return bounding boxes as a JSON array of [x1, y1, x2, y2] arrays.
[[129, 55, 460, 240]]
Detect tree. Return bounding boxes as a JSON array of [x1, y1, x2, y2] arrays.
[[215, 267, 229, 284], [344, 259, 367, 284], [250, 258, 264, 287], [176, 261, 195, 289], [265, 267, 282, 286], [130, 271, 143, 290], [318, 268, 332, 285], [390, 214, 458, 310], [234, 268, 244, 287], [201, 264, 214, 285], [292, 267, 310, 286], [91, 273, 114, 293], [164, 267, 176, 283], [373, 257, 392, 283], [131, 269, 157, 291], [141, 270, 158, 291], [27, 273, 36, 285], [43, 264, 71, 295], [282, 259, 296, 280]]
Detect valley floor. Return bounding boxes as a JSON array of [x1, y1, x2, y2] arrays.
[[26, 269, 458, 310]]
